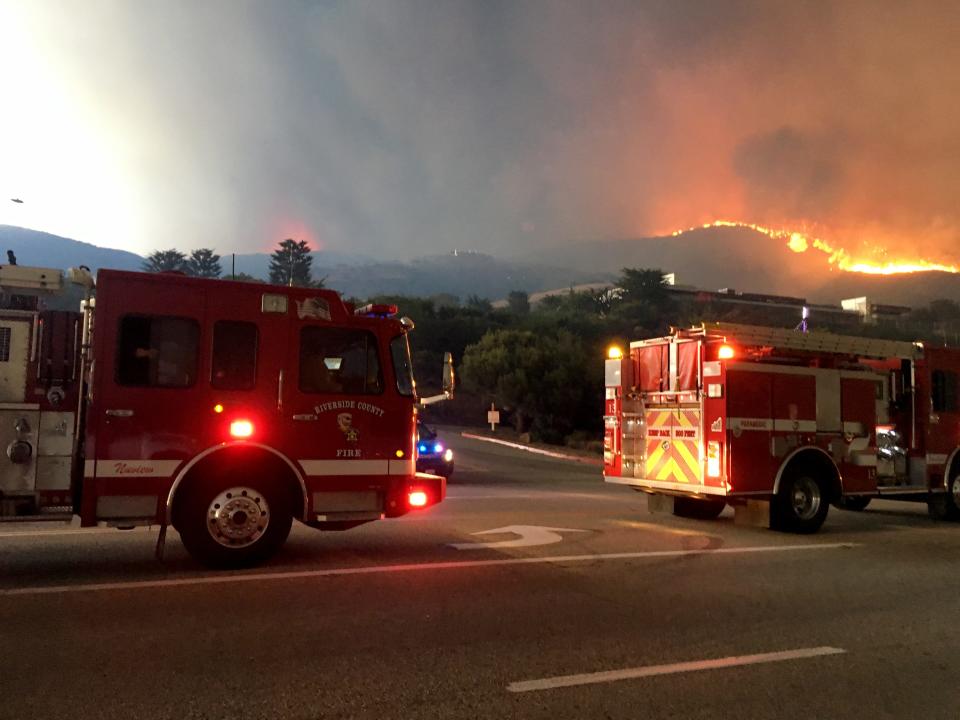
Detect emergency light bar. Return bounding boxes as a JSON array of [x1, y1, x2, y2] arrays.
[[355, 304, 398, 317]]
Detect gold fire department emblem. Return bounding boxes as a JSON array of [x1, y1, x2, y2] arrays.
[[337, 412, 360, 443]]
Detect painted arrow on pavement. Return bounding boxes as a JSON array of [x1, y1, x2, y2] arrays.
[[449, 525, 588, 550]]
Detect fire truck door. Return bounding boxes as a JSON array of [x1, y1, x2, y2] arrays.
[[92, 284, 206, 508], [206, 301, 290, 446], [287, 323, 397, 474], [900, 359, 917, 450], [928, 356, 960, 484], [877, 360, 916, 478]]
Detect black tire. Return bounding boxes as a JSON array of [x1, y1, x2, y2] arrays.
[[673, 496, 726, 520], [177, 475, 293, 569], [928, 473, 960, 521], [835, 496, 871, 512], [771, 469, 829, 534]]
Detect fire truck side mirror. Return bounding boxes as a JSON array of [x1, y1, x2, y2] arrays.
[[442, 352, 455, 396]]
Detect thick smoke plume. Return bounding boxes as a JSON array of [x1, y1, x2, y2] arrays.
[[3, 0, 959, 264]]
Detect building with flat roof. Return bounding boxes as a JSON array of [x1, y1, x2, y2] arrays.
[[841, 296, 913, 324], [519, 273, 913, 331]]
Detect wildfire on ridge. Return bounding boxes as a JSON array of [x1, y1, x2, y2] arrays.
[[671, 221, 960, 276]]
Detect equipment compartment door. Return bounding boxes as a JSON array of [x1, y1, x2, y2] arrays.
[[643, 406, 703, 487], [0, 319, 31, 403]]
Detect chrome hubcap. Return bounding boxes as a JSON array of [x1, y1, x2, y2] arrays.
[[207, 487, 269, 548], [952, 476, 960, 506], [791, 476, 821, 521]]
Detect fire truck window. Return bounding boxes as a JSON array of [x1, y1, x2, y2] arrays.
[[116, 315, 199, 388], [299, 327, 382, 394], [211, 321, 258, 390], [390, 334, 415, 397], [932, 370, 958, 413]]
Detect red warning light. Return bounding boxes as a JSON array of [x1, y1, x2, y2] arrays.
[[408, 490, 428, 508], [229, 419, 254, 439], [717, 344, 736, 360]]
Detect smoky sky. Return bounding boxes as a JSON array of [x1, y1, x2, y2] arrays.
[[12, 0, 960, 261]]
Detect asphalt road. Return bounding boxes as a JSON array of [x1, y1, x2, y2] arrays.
[[1, 431, 959, 719]]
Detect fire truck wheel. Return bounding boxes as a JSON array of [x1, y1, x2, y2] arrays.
[[772, 470, 829, 533], [834, 496, 871, 512], [927, 475, 960, 521], [178, 479, 293, 568], [673, 497, 726, 520]]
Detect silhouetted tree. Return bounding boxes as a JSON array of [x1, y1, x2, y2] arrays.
[[537, 288, 612, 317], [611, 267, 675, 335], [142, 249, 188, 273], [615, 267, 669, 305], [269, 238, 316, 287], [465, 295, 493, 313], [588, 288, 614, 316], [188, 248, 222, 278], [507, 290, 530, 315]]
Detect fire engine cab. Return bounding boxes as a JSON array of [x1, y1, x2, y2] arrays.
[[604, 323, 960, 532], [0, 264, 453, 566]]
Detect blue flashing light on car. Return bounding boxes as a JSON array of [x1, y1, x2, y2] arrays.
[[416, 421, 454, 479]]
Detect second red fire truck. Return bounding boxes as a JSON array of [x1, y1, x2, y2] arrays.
[[604, 323, 960, 532], [0, 264, 453, 567]]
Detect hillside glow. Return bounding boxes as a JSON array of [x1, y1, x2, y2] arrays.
[[672, 221, 960, 276]]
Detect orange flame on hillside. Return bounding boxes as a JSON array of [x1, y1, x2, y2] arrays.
[[671, 221, 960, 275]]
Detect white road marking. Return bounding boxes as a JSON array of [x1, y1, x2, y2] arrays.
[[445, 491, 619, 502], [508, 646, 847, 693], [460, 432, 601, 465], [610, 520, 722, 538], [449, 525, 588, 550], [0, 542, 857, 597], [444, 494, 543, 500]]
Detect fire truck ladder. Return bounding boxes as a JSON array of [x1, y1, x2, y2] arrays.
[[690, 322, 923, 360]]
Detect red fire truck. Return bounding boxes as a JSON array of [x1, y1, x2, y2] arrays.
[[604, 323, 960, 532], [0, 264, 453, 566]]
